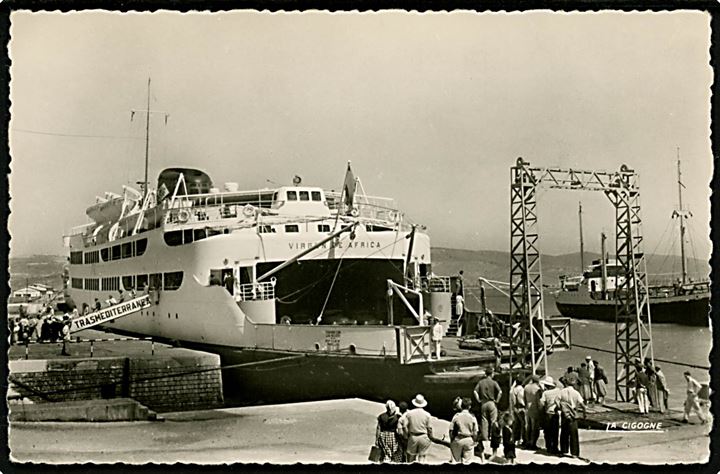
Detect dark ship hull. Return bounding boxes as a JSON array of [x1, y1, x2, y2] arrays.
[[555, 290, 709, 327]]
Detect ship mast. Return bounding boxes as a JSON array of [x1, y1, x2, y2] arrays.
[[673, 147, 689, 285], [578, 201, 585, 271], [143, 77, 151, 200], [131, 78, 168, 200]]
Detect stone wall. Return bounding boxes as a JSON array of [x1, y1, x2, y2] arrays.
[[9, 349, 223, 413]]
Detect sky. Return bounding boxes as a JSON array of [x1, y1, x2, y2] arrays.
[[8, 11, 713, 266]]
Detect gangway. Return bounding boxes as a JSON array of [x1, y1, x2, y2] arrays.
[[509, 158, 654, 402], [69, 295, 152, 333]]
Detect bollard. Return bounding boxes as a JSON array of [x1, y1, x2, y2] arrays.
[[25, 340, 29, 360], [90, 340, 94, 358], [151, 338, 155, 356]]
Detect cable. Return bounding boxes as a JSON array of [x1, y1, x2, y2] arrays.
[[12, 128, 142, 140], [571, 342, 709, 370]]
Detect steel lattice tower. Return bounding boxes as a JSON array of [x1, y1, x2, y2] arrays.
[[509, 158, 653, 401]]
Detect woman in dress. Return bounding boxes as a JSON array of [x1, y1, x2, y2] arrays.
[[375, 400, 402, 462], [594, 363, 608, 404]]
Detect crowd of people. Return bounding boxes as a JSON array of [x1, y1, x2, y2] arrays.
[[372, 354, 709, 464], [10, 306, 74, 354], [9, 288, 138, 356]]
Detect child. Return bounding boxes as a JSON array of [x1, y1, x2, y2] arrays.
[[490, 419, 502, 459], [502, 412, 516, 464]]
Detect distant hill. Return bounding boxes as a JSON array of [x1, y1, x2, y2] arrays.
[[7, 248, 709, 295], [9, 255, 66, 291], [430, 247, 710, 288]]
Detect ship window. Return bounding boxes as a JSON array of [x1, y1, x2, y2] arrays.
[[299, 191, 309, 201], [284, 224, 299, 233], [149, 273, 162, 290], [183, 229, 194, 244], [287, 191, 297, 201], [259, 225, 275, 234], [101, 277, 120, 291], [164, 231, 183, 246], [194, 229, 207, 241], [84, 251, 99, 264], [101, 248, 110, 262], [122, 275, 135, 290], [111, 245, 121, 261], [70, 251, 83, 265], [367, 225, 393, 232], [317, 224, 331, 233], [135, 238, 148, 256], [71, 278, 83, 289], [164, 271, 183, 291], [121, 242, 133, 258], [84, 278, 99, 291], [208, 228, 223, 237], [136, 274, 148, 291], [311, 191, 321, 201]]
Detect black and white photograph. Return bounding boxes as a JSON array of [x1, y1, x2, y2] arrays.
[[5, 9, 713, 465]]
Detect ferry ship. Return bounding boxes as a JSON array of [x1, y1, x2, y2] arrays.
[[63, 165, 502, 415]]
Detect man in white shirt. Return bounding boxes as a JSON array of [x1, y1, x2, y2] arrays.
[[683, 371, 707, 424], [558, 384, 586, 457], [431, 317, 443, 359], [455, 293, 464, 318]]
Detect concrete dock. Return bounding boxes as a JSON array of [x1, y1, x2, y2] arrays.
[[9, 398, 709, 464], [8, 330, 711, 465]]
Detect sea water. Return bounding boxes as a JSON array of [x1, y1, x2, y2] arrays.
[[545, 319, 711, 411], [466, 287, 711, 410]]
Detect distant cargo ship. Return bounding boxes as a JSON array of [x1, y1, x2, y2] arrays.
[[554, 258, 709, 327], [554, 149, 709, 327]]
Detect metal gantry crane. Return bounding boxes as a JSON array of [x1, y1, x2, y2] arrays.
[[509, 157, 654, 402]]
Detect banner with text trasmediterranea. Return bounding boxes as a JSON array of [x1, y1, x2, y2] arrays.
[[70, 295, 151, 333]]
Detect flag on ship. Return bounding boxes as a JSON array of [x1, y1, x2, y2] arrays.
[[343, 161, 356, 209], [157, 183, 170, 202]]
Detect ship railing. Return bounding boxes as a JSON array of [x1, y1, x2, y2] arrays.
[[65, 222, 95, 237], [325, 192, 402, 223], [236, 282, 275, 301], [421, 276, 452, 293]]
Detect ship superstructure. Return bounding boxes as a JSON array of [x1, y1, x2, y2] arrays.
[[64, 166, 439, 352]]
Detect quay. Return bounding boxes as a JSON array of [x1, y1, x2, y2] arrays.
[[9, 398, 709, 464], [7, 330, 711, 465]]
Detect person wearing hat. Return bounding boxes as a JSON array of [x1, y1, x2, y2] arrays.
[[539, 377, 563, 455], [375, 400, 402, 462], [401, 394, 434, 462], [682, 371, 707, 424]]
